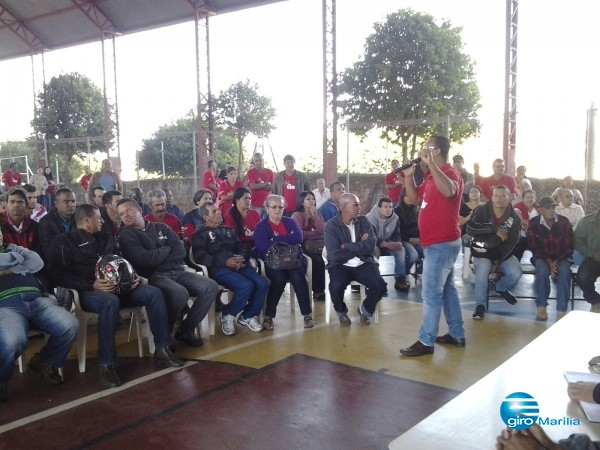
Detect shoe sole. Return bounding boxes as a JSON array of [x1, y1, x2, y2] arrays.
[[435, 339, 466, 348], [237, 320, 263, 332], [472, 315, 484, 320]]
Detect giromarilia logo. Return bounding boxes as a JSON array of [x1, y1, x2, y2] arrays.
[[500, 392, 580, 430]]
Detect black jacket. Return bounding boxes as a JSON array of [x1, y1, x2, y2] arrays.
[[118, 221, 186, 278], [48, 228, 113, 292], [37, 208, 75, 261], [192, 224, 250, 276], [394, 203, 420, 240], [466, 202, 521, 261]]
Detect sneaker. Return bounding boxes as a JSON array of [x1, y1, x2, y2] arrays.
[[338, 313, 351, 326], [472, 304, 485, 320], [0, 382, 7, 403], [262, 316, 274, 330], [536, 306, 548, 321], [99, 364, 122, 389], [357, 306, 371, 326], [495, 289, 517, 305], [591, 304, 600, 313], [304, 315, 314, 328], [220, 314, 236, 336], [28, 353, 62, 385], [174, 326, 204, 347], [237, 315, 263, 332], [394, 278, 410, 292]]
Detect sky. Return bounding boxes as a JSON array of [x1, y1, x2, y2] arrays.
[[0, 0, 599, 180]]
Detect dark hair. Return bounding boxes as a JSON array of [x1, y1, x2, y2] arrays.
[[23, 184, 36, 194], [295, 191, 315, 213], [92, 185, 105, 193], [75, 204, 98, 225], [102, 190, 123, 205], [229, 187, 251, 236], [193, 189, 213, 205], [469, 185, 483, 195], [226, 166, 237, 175], [377, 197, 393, 208], [207, 159, 215, 168], [116, 198, 140, 211], [329, 181, 343, 191], [431, 135, 450, 159], [521, 189, 535, 198], [55, 187, 74, 201]]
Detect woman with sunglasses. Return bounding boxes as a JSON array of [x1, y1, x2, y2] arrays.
[[253, 195, 312, 330]]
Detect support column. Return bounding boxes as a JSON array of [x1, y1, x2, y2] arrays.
[[322, 0, 338, 184], [503, 0, 518, 175]]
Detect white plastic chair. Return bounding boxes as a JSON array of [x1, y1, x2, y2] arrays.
[[64, 287, 154, 373]]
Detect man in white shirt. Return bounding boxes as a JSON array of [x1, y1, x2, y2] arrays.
[[312, 178, 330, 208], [555, 188, 585, 265]]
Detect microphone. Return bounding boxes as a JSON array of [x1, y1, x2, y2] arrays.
[[394, 157, 421, 173]]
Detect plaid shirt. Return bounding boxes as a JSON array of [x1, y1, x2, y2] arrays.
[[527, 214, 573, 262]]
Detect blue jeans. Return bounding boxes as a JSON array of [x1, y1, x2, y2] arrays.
[[533, 259, 571, 312], [418, 238, 463, 347], [150, 268, 218, 333], [380, 247, 407, 279], [404, 241, 424, 276], [473, 256, 522, 307], [80, 284, 170, 366], [328, 262, 387, 316], [265, 266, 311, 317], [0, 293, 78, 382], [212, 266, 268, 318]]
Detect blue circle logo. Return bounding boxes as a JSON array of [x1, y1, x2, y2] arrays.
[[500, 392, 539, 430]]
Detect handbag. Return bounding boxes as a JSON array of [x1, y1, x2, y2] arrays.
[[264, 242, 303, 270], [304, 238, 325, 254]]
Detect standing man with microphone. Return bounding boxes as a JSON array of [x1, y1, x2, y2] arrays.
[[399, 136, 465, 357]]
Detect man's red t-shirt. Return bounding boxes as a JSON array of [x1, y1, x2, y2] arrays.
[[417, 163, 464, 247], [476, 174, 517, 200], [144, 212, 181, 235], [79, 173, 92, 192], [384, 170, 405, 203], [245, 167, 274, 208], [203, 170, 219, 199], [217, 180, 245, 215], [282, 172, 297, 212], [2, 170, 21, 187]]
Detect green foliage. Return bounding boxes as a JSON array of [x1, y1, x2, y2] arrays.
[[31, 72, 110, 181], [138, 113, 238, 177], [339, 9, 481, 161], [214, 79, 276, 170]]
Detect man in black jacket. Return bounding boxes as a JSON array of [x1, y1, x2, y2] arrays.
[[192, 203, 267, 336], [466, 185, 522, 320], [37, 188, 76, 261], [48, 204, 182, 389], [117, 198, 217, 347]]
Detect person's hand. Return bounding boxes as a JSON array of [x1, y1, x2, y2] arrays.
[[360, 233, 369, 241], [495, 425, 558, 450], [93, 279, 116, 293], [497, 229, 508, 241], [381, 241, 402, 250], [131, 276, 140, 290], [402, 164, 415, 177], [0, 268, 13, 276], [409, 237, 421, 246], [568, 381, 597, 404], [474, 162, 480, 176]]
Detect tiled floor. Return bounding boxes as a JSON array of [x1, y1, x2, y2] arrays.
[[1, 254, 592, 449]]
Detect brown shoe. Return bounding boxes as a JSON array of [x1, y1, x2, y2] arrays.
[[591, 304, 600, 313], [400, 341, 434, 357], [556, 311, 567, 321], [536, 306, 548, 321]]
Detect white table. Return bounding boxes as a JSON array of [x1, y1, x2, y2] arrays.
[[389, 310, 600, 450]]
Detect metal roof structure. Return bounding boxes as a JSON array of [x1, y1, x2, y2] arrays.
[[0, 0, 286, 62]]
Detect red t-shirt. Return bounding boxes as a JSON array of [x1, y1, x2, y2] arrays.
[[476, 174, 518, 200], [245, 167, 274, 207], [417, 163, 464, 247], [384, 170, 405, 203], [224, 209, 261, 248], [282, 172, 297, 212], [144, 212, 181, 235], [269, 219, 289, 236], [202, 170, 219, 199], [2, 170, 21, 187], [217, 180, 245, 215], [79, 173, 92, 192]]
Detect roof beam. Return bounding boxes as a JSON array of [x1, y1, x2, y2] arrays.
[[0, 4, 47, 54], [70, 0, 119, 38]]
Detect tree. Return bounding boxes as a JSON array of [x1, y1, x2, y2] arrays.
[[214, 79, 276, 170], [139, 111, 238, 178], [31, 72, 109, 181], [339, 9, 481, 161]]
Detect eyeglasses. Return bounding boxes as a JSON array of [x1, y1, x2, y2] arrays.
[[268, 205, 284, 210], [422, 145, 438, 151], [346, 202, 360, 207]]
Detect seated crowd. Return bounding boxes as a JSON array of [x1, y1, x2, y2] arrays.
[[0, 154, 598, 407]]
